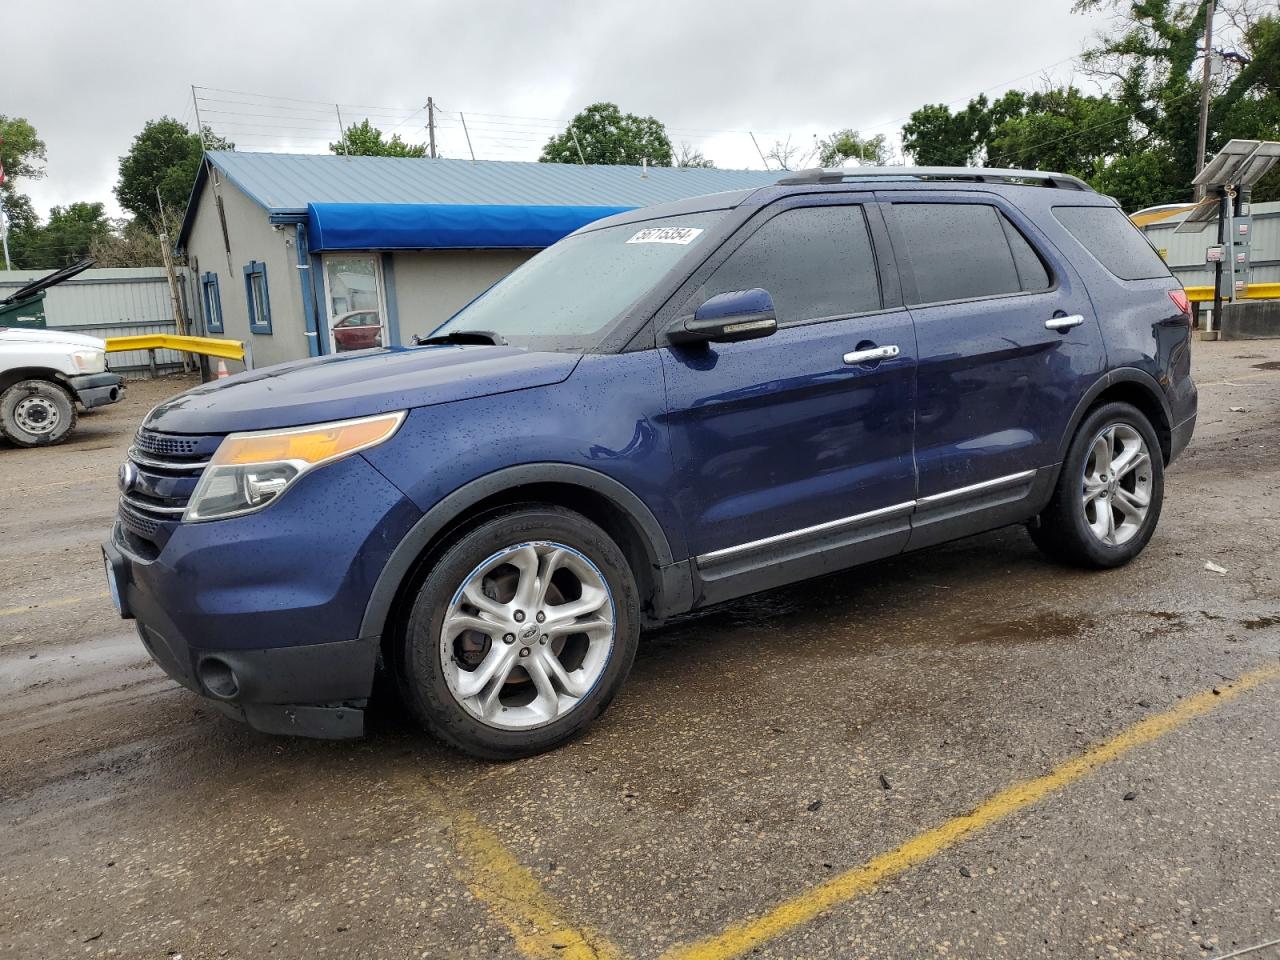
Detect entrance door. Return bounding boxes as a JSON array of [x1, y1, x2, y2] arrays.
[[323, 255, 388, 353]]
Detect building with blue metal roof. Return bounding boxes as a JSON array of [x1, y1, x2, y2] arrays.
[[178, 151, 777, 367]]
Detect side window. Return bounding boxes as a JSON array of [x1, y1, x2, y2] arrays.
[[243, 261, 272, 335], [201, 272, 223, 334], [894, 203, 1049, 305], [1052, 205, 1172, 281], [693, 205, 882, 325]]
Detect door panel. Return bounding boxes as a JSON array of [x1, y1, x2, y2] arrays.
[[659, 200, 917, 600], [879, 192, 1106, 503]]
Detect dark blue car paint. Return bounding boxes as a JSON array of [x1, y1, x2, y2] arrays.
[[106, 177, 1197, 737]]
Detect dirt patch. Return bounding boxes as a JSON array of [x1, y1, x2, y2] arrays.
[[1240, 615, 1280, 631]]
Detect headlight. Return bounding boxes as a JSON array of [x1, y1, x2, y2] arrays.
[[184, 411, 406, 522], [72, 349, 105, 373]]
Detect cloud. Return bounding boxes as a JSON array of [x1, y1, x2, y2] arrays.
[[8, 0, 1104, 219]]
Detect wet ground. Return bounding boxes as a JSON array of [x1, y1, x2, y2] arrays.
[[1, 344, 1278, 960]]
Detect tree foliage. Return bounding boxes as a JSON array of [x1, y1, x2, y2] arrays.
[[900, 1, 1280, 208], [329, 119, 427, 157], [89, 218, 165, 267], [116, 117, 231, 224], [10, 202, 111, 269], [676, 142, 715, 168], [540, 103, 673, 166], [817, 129, 890, 167]]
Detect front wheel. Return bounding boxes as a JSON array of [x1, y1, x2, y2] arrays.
[[0, 379, 77, 447], [397, 505, 640, 759], [1030, 401, 1164, 569]]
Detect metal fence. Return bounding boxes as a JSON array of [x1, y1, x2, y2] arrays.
[[0, 267, 194, 379]]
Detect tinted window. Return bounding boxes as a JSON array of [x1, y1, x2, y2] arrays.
[[895, 203, 1050, 304], [693, 205, 881, 325], [1052, 205, 1171, 281]]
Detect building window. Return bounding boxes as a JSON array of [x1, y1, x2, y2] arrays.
[[201, 272, 223, 334], [243, 260, 272, 334]]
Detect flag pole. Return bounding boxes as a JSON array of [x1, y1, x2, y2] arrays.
[[0, 189, 11, 271]]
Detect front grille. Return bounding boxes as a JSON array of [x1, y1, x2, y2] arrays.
[[117, 429, 224, 543]]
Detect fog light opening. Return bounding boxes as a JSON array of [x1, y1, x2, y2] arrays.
[[198, 657, 240, 700]]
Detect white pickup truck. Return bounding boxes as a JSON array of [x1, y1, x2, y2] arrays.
[[0, 326, 124, 446]]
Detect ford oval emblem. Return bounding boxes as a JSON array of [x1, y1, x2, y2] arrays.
[[119, 461, 139, 494]]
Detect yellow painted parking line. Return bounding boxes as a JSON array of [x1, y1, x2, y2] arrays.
[[662, 663, 1280, 960], [0, 591, 109, 618], [422, 791, 624, 960]]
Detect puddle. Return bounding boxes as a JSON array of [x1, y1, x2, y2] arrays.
[[1252, 361, 1280, 371], [1240, 615, 1280, 630], [956, 611, 1094, 644]]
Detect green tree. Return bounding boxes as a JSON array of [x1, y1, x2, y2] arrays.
[[902, 99, 996, 166], [89, 217, 164, 267], [329, 119, 427, 157], [1, 116, 47, 267], [10, 202, 111, 269], [817, 129, 890, 166], [116, 117, 231, 224], [540, 103, 673, 166]]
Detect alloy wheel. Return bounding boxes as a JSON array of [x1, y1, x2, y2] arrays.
[[439, 540, 615, 730], [1081, 423, 1153, 546]]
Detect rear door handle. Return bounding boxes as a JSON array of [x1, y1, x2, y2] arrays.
[[843, 344, 900, 365], [1044, 314, 1085, 331]]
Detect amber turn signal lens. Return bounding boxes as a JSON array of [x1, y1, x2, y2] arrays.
[[212, 412, 406, 467]]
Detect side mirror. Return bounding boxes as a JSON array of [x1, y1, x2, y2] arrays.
[[668, 288, 778, 345]]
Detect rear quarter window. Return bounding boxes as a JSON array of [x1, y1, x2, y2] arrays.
[[1052, 205, 1171, 281]]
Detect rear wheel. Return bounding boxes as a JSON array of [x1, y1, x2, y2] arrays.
[[0, 379, 77, 447], [1030, 401, 1163, 568], [397, 505, 640, 759]]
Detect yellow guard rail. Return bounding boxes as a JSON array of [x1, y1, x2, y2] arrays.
[[104, 334, 245, 362]]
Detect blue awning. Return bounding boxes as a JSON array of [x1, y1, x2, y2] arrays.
[[306, 202, 635, 251]]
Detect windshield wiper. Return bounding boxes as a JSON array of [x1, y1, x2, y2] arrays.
[[411, 329, 507, 347]]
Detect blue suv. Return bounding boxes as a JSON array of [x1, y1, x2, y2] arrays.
[[104, 167, 1197, 758]]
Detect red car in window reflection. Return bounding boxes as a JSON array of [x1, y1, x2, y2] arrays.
[[332, 310, 383, 351]]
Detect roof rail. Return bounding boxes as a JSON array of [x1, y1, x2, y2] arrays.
[[776, 166, 1093, 192]]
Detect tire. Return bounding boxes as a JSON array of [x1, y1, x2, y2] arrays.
[[397, 504, 640, 759], [1030, 401, 1164, 569], [0, 379, 77, 447]]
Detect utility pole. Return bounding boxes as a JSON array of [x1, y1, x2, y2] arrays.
[[459, 112, 476, 162], [335, 105, 350, 157], [155, 187, 192, 372], [570, 127, 587, 165], [1194, 0, 1216, 199], [191, 85, 207, 146], [749, 132, 769, 169], [427, 97, 437, 159]]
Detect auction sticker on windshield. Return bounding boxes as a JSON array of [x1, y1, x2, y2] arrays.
[[626, 226, 703, 244]]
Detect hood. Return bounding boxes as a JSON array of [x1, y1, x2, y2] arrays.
[[0, 327, 106, 350], [145, 344, 581, 434]]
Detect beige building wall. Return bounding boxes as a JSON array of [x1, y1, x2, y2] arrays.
[[389, 249, 535, 340], [184, 174, 307, 370]]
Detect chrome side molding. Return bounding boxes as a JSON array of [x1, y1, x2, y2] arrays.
[[696, 469, 1038, 566]]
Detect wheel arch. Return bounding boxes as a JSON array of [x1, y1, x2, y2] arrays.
[[0, 367, 75, 397], [1056, 368, 1173, 467], [361, 464, 688, 648]]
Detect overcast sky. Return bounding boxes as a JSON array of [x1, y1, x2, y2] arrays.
[[10, 0, 1110, 220]]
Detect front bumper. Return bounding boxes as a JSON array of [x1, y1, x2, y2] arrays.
[[70, 372, 124, 409], [102, 450, 423, 739], [105, 529, 378, 738]]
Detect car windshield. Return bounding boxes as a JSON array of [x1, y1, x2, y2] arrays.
[[431, 211, 725, 351]]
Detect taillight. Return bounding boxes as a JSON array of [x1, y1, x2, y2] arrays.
[[1168, 288, 1191, 316]]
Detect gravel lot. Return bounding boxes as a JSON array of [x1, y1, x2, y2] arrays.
[[2, 342, 1278, 960]]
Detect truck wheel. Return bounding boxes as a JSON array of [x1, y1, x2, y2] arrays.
[[1030, 401, 1164, 569], [397, 505, 640, 759], [0, 379, 78, 447]]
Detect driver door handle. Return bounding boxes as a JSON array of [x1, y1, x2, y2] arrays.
[[1045, 314, 1085, 331], [843, 344, 900, 365]]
